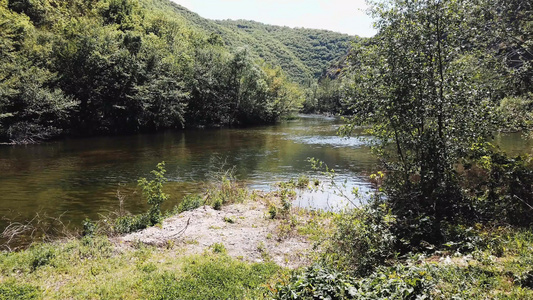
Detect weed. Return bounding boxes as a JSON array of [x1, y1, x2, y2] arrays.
[[210, 243, 227, 254], [296, 175, 310, 189], [0, 281, 40, 300], [223, 216, 235, 224], [268, 205, 277, 219]]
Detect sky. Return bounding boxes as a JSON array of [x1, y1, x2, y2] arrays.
[[170, 0, 377, 37]]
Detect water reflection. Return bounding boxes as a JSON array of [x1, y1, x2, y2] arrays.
[[1, 116, 530, 231], [0, 115, 375, 229]]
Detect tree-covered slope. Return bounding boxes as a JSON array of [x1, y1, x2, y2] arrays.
[[147, 1, 358, 82], [0, 0, 303, 144]]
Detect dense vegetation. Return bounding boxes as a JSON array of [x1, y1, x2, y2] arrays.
[[0, 0, 317, 144], [274, 0, 533, 298], [2, 0, 533, 298], [306, 0, 532, 118], [151, 1, 358, 83]]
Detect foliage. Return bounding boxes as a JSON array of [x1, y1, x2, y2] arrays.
[[463, 147, 533, 227], [0, 0, 303, 143], [204, 168, 248, 209], [82, 218, 97, 237], [341, 0, 506, 249], [115, 162, 169, 234], [177, 194, 204, 213], [497, 94, 533, 131], [272, 263, 431, 300], [326, 204, 397, 276], [138, 162, 168, 224]]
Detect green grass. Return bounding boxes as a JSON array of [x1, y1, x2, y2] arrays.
[[0, 236, 281, 299]]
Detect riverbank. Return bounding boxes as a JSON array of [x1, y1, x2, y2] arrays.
[[2, 189, 533, 299], [0, 190, 332, 299]]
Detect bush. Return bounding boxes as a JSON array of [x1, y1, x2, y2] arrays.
[[177, 194, 204, 213], [464, 149, 533, 227], [29, 244, 56, 271], [327, 203, 397, 276], [114, 213, 151, 234], [115, 162, 169, 234], [272, 264, 431, 300], [273, 264, 357, 300], [497, 95, 533, 131]]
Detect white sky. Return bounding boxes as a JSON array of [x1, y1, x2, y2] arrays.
[[171, 0, 377, 37]]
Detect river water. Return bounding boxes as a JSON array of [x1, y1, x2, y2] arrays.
[[0, 115, 530, 233], [0, 115, 376, 230]]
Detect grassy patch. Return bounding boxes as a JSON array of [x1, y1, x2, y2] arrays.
[[0, 236, 281, 299], [143, 254, 279, 300]]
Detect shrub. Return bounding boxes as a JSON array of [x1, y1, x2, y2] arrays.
[[327, 203, 397, 276], [177, 194, 204, 213], [272, 264, 431, 300], [463, 148, 533, 227], [114, 162, 169, 234], [82, 218, 97, 237], [29, 244, 56, 271], [273, 264, 357, 300], [138, 162, 169, 225]]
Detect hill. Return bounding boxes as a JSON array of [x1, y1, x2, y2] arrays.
[[147, 1, 359, 82]]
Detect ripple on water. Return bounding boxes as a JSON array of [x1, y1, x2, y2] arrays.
[[289, 135, 369, 148]]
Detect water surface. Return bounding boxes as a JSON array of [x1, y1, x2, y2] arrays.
[[0, 115, 375, 230]]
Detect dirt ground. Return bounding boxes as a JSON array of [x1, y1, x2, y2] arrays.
[[118, 200, 315, 269]]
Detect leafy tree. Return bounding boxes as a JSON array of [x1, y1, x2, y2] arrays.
[[343, 0, 500, 248]]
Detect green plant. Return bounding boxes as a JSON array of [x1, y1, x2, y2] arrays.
[[138, 162, 169, 225], [177, 194, 204, 213], [272, 263, 432, 300], [327, 204, 397, 276], [212, 198, 222, 211], [268, 205, 277, 219], [29, 245, 56, 271], [0, 281, 40, 300], [114, 163, 169, 234], [210, 243, 227, 254], [82, 218, 97, 237], [223, 216, 235, 224], [296, 175, 310, 189]]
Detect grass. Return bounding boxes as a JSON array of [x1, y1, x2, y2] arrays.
[[0, 236, 282, 299]]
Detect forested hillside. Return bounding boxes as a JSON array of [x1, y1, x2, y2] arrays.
[[147, 1, 358, 83], [0, 0, 316, 144]]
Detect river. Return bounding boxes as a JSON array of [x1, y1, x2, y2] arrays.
[[0, 115, 530, 237]]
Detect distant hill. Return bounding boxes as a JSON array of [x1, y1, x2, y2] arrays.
[[151, 1, 359, 82]]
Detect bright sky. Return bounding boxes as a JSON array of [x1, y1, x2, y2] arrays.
[[170, 0, 377, 37]]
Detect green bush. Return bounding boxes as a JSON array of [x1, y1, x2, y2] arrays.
[[177, 194, 204, 213], [497, 95, 533, 131], [29, 245, 56, 271], [115, 162, 169, 234], [114, 213, 150, 234], [273, 264, 431, 300], [327, 204, 397, 276], [273, 264, 357, 300], [464, 149, 533, 227]]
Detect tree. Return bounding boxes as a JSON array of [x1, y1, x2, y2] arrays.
[[344, 0, 500, 247]]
